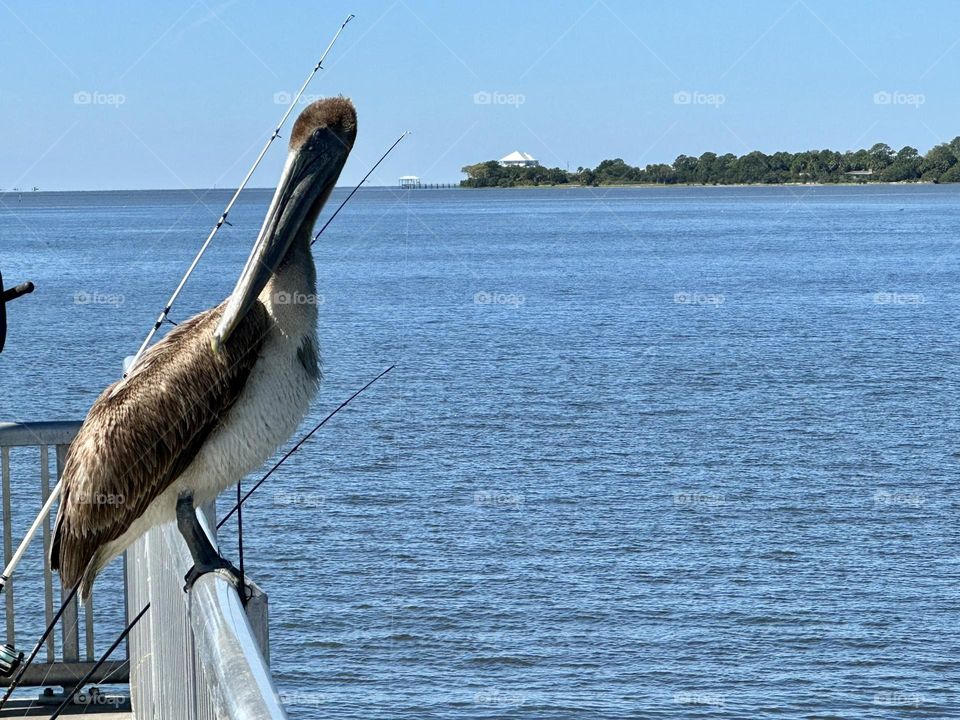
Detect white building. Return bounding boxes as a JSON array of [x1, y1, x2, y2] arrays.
[[499, 151, 539, 168], [399, 175, 421, 188]]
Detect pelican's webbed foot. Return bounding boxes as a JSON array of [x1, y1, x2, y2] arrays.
[[175, 493, 242, 592]]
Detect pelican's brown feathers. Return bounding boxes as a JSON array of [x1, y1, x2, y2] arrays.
[[51, 300, 269, 598]]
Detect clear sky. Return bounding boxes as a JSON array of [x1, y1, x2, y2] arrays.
[[3, 0, 960, 190]]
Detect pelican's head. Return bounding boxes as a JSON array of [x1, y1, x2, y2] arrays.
[[213, 97, 357, 351]]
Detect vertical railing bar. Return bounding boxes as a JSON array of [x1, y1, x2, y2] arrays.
[[84, 589, 94, 661], [55, 444, 79, 663], [122, 551, 129, 661], [1, 447, 13, 646], [40, 445, 55, 662]]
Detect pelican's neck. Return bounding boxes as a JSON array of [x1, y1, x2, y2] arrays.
[[260, 227, 318, 333]]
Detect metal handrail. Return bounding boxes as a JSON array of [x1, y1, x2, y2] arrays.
[[128, 507, 285, 719]]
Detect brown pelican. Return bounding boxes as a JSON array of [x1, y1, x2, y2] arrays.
[[51, 97, 357, 598]]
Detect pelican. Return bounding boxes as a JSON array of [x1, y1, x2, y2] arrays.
[[51, 97, 357, 599]]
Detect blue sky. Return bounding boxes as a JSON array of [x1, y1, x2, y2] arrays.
[[2, 0, 960, 190]]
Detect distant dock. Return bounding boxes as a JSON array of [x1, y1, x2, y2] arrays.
[[398, 175, 455, 189]]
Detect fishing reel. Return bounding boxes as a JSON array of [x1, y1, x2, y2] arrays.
[[0, 642, 23, 677], [0, 269, 36, 353]]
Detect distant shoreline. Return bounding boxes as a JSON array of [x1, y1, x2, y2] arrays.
[[5, 181, 958, 194], [459, 180, 947, 189]]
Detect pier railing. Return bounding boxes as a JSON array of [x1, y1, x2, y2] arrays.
[[0, 421, 126, 688], [0, 420, 286, 719]]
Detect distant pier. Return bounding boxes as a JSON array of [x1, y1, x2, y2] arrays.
[[398, 175, 455, 189]]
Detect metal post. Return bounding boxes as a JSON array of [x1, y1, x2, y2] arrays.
[[40, 446, 54, 662], [1, 448, 13, 646]]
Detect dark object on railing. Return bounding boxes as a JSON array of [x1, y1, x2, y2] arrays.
[[0, 270, 35, 353]]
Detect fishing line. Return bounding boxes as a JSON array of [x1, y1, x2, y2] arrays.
[[0, 584, 78, 711], [47, 602, 150, 720], [219, 364, 395, 528], [236, 478, 247, 605], [311, 132, 409, 246], [232, 129, 406, 602]]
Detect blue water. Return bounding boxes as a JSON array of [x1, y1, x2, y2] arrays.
[[2, 184, 959, 718]]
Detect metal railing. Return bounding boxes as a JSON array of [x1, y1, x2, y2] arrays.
[[0, 421, 286, 719], [128, 506, 285, 719], [0, 420, 126, 688]]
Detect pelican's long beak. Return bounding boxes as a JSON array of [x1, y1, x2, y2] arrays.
[[212, 116, 352, 352]]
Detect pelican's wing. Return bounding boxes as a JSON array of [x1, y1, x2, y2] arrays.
[[51, 299, 270, 593]]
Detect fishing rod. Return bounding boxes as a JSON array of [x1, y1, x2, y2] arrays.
[[0, 13, 355, 616], [128, 12, 355, 374], [0, 585, 79, 710], [47, 603, 150, 720], [38, 365, 395, 716]]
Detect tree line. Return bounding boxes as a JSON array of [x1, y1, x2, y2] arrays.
[[461, 139, 960, 187]]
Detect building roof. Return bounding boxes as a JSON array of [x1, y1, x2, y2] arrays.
[[499, 151, 537, 163], [399, 175, 420, 180]]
